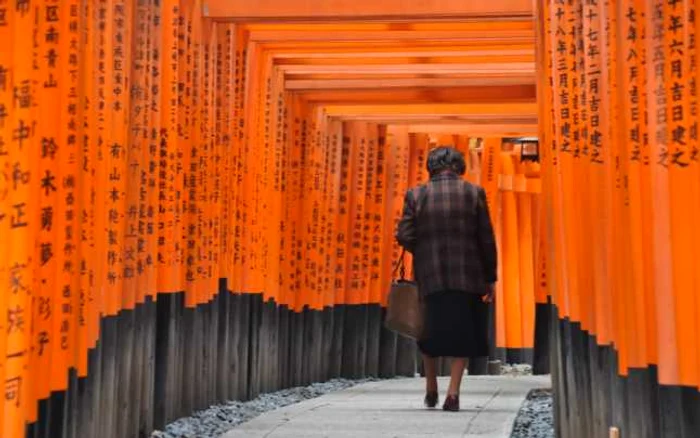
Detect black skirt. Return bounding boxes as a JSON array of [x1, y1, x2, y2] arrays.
[[417, 290, 489, 358]]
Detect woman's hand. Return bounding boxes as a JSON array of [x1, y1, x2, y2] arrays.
[[482, 284, 495, 303]]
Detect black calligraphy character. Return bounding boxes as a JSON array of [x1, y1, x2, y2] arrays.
[[41, 170, 57, 195], [13, 80, 31, 109], [627, 13, 640, 39], [109, 167, 121, 181], [106, 271, 117, 285], [672, 125, 687, 145], [45, 5, 60, 22], [107, 250, 118, 266], [37, 332, 49, 356], [41, 137, 58, 159], [669, 15, 683, 34], [111, 143, 122, 158], [10, 203, 27, 229], [45, 49, 58, 68], [0, 9, 7, 27], [61, 320, 70, 350], [44, 73, 58, 89], [128, 205, 138, 220], [657, 105, 668, 125], [13, 120, 31, 149], [672, 149, 690, 167], [672, 82, 684, 102], [672, 105, 684, 122], [15, 0, 30, 16], [40, 242, 53, 266], [7, 306, 25, 334], [5, 377, 21, 407], [12, 163, 30, 190], [38, 297, 51, 320], [670, 39, 684, 56], [658, 145, 670, 167], [0, 103, 8, 127], [64, 241, 75, 258], [45, 26, 58, 43], [631, 146, 642, 162], [671, 60, 683, 80], [108, 230, 118, 245], [0, 66, 8, 92], [9, 263, 28, 295], [110, 187, 120, 202], [630, 125, 641, 143]]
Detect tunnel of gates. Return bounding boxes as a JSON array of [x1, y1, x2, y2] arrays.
[[2, 0, 700, 437]]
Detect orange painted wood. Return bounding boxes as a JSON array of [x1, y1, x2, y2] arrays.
[[0, 4, 8, 429], [323, 103, 537, 116], [204, 0, 533, 20], [288, 78, 536, 94], [6, 2, 35, 435], [247, 29, 534, 45], [298, 86, 536, 104]]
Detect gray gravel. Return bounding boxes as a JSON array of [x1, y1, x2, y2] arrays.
[[150, 378, 378, 438], [500, 363, 533, 376], [510, 388, 555, 438]]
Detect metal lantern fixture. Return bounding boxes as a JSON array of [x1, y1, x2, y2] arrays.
[[517, 137, 540, 163]]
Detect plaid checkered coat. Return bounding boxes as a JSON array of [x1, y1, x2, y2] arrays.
[[396, 173, 498, 296]]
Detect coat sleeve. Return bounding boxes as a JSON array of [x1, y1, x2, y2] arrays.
[[476, 187, 498, 283], [396, 189, 417, 253]]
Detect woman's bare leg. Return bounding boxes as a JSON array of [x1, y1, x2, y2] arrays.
[[447, 358, 468, 396], [423, 354, 438, 393]]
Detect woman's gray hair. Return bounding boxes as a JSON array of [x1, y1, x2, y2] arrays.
[[426, 146, 466, 176]]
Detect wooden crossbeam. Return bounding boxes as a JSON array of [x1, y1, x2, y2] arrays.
[[271, 48, 535, 60], [331, 116, 536, 124], [203, 0, 533, 20], [405, 124, 538, 136], [322, 103, 537, 116], [297, 85, 537, 104], [286, 77, 536, 90], [248, 29, 535, 43], [261, 42, 535, 52], [278, 62, 535, 74], [241, 21, 534, 31]]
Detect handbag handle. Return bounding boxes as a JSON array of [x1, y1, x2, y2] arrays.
[[392, 186, 425, 282], [392, 248, 407, 281]]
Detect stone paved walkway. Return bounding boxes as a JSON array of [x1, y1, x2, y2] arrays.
[[222, 375, 551, 438]]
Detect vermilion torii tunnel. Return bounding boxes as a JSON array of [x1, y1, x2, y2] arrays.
[[1, 0, 698, 437]]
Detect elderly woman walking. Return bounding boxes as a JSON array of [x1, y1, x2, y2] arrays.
[[396, 146, 498, 412]]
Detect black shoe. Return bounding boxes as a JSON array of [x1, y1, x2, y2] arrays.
[[442, 395, 459, 412], [424, 391, 439, 408]]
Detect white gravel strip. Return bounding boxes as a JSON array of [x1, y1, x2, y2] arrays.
[[150, 378, 379, 438]]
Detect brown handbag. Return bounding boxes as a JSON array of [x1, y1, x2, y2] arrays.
[[384, 249, 424, 340]]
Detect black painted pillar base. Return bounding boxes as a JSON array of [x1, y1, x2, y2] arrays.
[[533, 300, 552, 375]]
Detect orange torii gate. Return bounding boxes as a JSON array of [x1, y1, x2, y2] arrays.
[[1, 3, 543, 436], [11, 1, 700, 438]]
